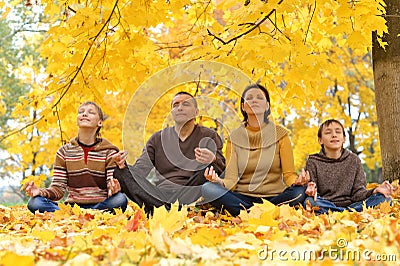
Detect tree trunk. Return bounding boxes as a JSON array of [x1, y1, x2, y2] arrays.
[[372, 0, 400, 182]]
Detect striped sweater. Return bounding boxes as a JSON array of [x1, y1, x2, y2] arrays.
[[39, 137, 119, 204]]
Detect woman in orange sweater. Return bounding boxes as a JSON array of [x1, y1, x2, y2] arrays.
[[22, 102, 127, 213], [202, 84, 308, 216]]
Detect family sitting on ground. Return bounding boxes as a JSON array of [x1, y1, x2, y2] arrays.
[[22, 84, 395, 216]]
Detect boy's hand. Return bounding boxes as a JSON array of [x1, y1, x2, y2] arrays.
[[305, 181, 317, 201], [374, 180, 394, 198]]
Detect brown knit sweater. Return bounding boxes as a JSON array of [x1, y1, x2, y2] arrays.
[[306, 148, 374, 207], [130, 125, 225, 190], [39, 137, 119, 204]]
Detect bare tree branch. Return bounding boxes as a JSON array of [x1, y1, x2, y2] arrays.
[[155, 44, 193, 51], [267, 16, 291, 41], [188, 0, 212, 33], [207, 0, 284, 45], [0, 23, 47, 42], [304, 0, 316, 44]]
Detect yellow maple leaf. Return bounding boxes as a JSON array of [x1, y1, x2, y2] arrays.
[[0, 98, 5, 116], [223, 232, 262, 250], [149, 226, 168, 254], [71, 204, 83, 216], [0, 251, 34, 266], [64, 253, 96, 266], [32, 228, 56, 242], [347, 31, 368, 49], [53, 203, 73, 220], [379, 201, 392, 214], [240, 199, 280, 227], [20, 174, 48, 190], [190, 227, 226, 247], [149, 204, 187, 234], [366, 183, 379, 190], [279, 204, 303, 222], [1, 7, 11, 19]]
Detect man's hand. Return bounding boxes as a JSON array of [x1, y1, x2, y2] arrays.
[[204, 166, 224, 187], [112, 151, 128, 169], [22, 181, 41, 198], [374, 180, 395, 198], [107, 178, 121, 197], [293, 168, 310, 186], [305, 181, 317, 201], [195, 147, 216, 165]]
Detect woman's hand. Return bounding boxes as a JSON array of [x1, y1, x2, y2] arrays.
[[107, 178, 121, 196], [22, 181, 41, 198], [293, 168, 310, 186], [112, 151, 128, 169], [204, 166, 224, 187], [305, 181, 317, 201], [374, 180, 395, 198]]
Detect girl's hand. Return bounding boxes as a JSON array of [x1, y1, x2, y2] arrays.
[[22, 181, 41, 198]]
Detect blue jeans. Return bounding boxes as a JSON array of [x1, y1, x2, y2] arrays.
[[304, 193, 390, 214], [27, 192, 128, 213], [201, 182, 306, 216]]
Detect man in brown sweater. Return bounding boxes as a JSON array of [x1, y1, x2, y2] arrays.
[[114, 92, 225, 214], [304, 119, 394, 214]]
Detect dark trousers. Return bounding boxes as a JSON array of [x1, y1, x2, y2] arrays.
[[115, 166, 206, 214]]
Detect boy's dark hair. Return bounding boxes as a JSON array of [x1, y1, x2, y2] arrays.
[[172, 91, 198, 108], [318, 119, 346, 138], [240, 84, 271, 125]]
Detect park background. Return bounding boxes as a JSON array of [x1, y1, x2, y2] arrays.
[[0, 0, 399, 265]]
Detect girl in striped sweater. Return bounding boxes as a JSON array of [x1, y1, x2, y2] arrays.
[[22, 102, 127, 213]]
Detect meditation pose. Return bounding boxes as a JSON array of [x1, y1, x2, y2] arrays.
[[113, 91, 225, 214], [202, 84, 308, 216], [303, 119, 393, 214], [23, 101, 128, 213]]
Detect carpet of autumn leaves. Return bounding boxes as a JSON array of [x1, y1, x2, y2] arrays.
[[1, 184, 400, 266]]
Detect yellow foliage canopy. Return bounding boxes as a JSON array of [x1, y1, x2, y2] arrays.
[[0, 0, 385, 186]]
